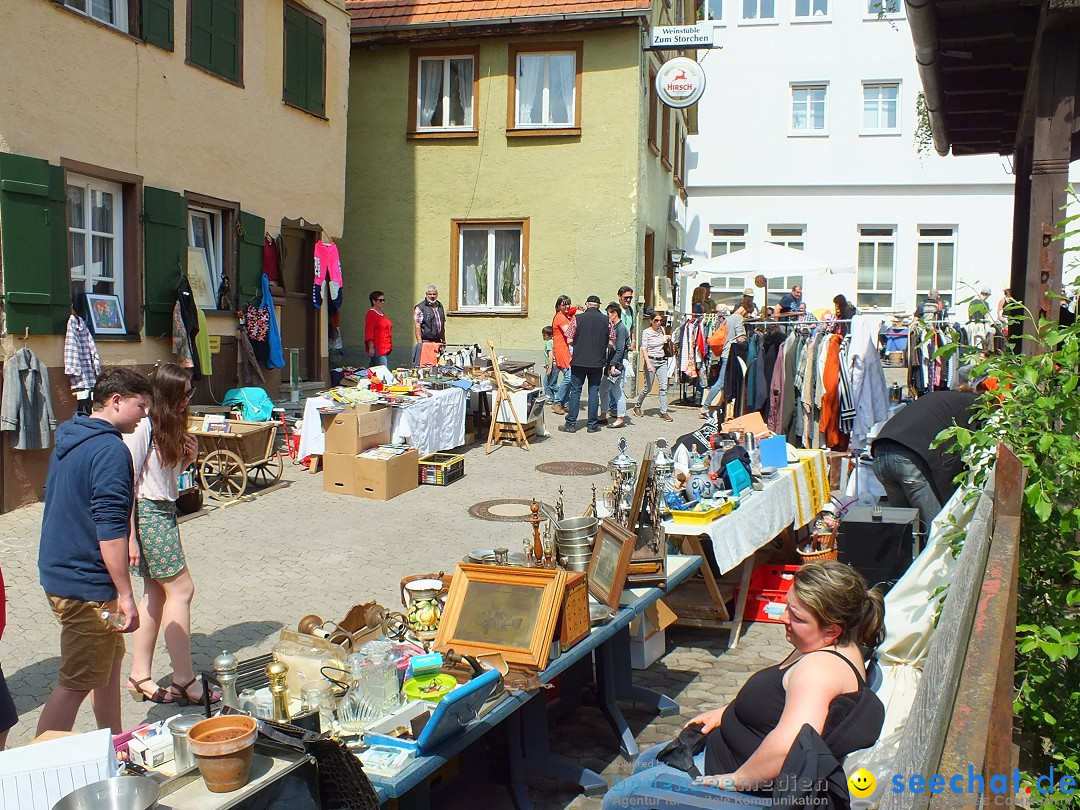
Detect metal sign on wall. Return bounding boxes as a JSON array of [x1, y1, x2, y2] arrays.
[[649, 24, 716, 49], [655, 57, 706, 109]]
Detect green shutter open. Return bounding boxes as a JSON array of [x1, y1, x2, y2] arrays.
[[305, 14, 325, 116], [143, 186, 187, 338], [141, 0, 174, 51], [0, 154, 68, 335], [237, 211, 264, 302]]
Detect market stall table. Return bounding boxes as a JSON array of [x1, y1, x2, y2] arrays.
[[157, 751, 315, 810], [297, 387, 468, 459]]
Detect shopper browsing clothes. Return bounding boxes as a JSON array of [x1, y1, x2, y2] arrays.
[[560, 295, 611, 434], [599, 301, 631, 428], [124, 364, 221, 707], [37, 368, 152, 735], [634, 309, 673, 422], [774, 283, 806, 321], [412, 284, 446, 365]]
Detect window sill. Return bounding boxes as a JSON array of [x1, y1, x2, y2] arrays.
[[661, 157, 673, 172], [737, 19, 779, 26], [450, 309, 528, 317], [283, 100, 328, 121], [788, 130, 829, 137], [648, 141, 661, 157], [863, 14, 905, 21], [53, 3, 142, 44], [859, 130, 901, 137], [95, 334, 142, 343], [407, 130, 479, 140], [506, 127, 582, 138], [791, 17, 831, 24], [186, 59, 245, 89]]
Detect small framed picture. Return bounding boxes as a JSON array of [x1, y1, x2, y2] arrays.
[[588, 519, 637, 611], [85, 293, 127, 335]]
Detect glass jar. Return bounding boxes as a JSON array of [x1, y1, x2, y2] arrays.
[[301, 681, 336, 733]]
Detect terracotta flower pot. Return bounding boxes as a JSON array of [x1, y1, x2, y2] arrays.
[[187, 714, 258, 793]]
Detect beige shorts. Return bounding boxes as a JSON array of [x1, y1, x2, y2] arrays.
[[46, 594, 125, 691]]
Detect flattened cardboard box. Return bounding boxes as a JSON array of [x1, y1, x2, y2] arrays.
[[322, 404, 391, 455]]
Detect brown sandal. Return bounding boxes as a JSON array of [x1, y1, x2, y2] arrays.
[[169, 677, 222, 707], [127, 676, 174, 704]]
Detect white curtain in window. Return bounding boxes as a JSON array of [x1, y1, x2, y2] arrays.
[[493, 230, 521, 307], [418, 60, 442, 127], [461, 231, 487, 307], [548, 54, 575, 125], [451, 58, 473, 127], [517, 55, 544, 125]]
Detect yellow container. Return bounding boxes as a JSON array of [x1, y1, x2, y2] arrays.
[[669, 499, 734, 525]]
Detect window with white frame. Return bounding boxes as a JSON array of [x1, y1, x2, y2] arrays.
[[857, 227, 895, 308], [457, 223, 526, 312], [67, 175, 123, 296], [868, 0, 902, 16], [189, 209, 224, 305], [416, 56, 474, 131], [742, 0, 775, 21], [768, 225, 805, 251], [63, 0, 129, 31], [767, 276, 804, 309], [916, 227, 956, 305], [863, 83, 900, 133], [710, 226, 746, 257], [794, 0, 828, 18], [515, 51, 577, 128], [696, 0, 723, 22], [712, 277, 747, 308], [791, 85, 827, 133]]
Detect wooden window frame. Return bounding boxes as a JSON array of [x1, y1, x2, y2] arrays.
[[59, 158, 144, 337], [54, 0, 143, 42], [186, 0, 245, 88], [449, 218, 530, 316], [282, 0, 327, 119], [506, 41, 583, 137], [408, 46, 480, 139], [185, 191, 239, 313], [661, 104, 672, 172]]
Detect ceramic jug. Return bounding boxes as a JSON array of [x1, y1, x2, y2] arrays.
[[683, 451, 715, 501], [403, 579, 443, 639]]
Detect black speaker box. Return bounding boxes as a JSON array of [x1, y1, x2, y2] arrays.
[[837, 506, 919, 590]]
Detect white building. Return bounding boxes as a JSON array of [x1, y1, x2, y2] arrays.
[[684, 0, 1016, 320]]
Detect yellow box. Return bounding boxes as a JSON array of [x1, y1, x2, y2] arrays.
[[669, 500, 734, 525]]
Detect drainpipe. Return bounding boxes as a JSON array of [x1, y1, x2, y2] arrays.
[[905, 0, 951, 156]]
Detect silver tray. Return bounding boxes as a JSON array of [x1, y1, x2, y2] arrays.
[[464, 549, 530, 566]]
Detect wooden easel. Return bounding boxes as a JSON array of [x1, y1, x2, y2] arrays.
[[485, 340, 530, 454]]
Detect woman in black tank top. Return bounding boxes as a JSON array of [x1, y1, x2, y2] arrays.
[[603, 561, 886, 808]]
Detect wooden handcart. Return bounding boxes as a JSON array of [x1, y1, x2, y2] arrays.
[[186, 419, 283, 501]]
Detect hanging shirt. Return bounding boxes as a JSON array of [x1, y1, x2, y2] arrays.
[[1, 348, 57, 450], [64, 314, 101, 391], [263, 235, 283, 285], [313, 241, 343, 315]]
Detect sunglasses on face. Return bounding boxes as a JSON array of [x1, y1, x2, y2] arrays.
[[376, 298, 386, 302], [621, 295, 632, 301]]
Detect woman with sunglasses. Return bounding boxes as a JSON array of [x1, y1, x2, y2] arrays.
[[365, 290, 393, 367], [123, 364, 219, 706], [633, 309, 673, 421]]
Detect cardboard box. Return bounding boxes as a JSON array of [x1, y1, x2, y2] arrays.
[[630, 628, 666, 670], [323, 448, 419, 501], [128, 728, 174, 768], [322, 405, 391, 455], [629, 598, 678, 641]]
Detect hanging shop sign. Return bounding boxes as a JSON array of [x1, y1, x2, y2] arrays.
[[649, 24, 716, 49], [656, 57, 706, 109]]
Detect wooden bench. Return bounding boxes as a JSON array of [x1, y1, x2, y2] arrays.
[[880, 444, 1024, 809]]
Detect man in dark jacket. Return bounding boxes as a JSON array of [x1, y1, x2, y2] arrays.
[[560, 295, 611, 433], [412, 285, 446, 365], [600, 301, 631, 428], [870, 390, 978, 532], [37, 367, 152, 735]]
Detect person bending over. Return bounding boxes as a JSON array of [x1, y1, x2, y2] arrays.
[[604, 561, 885, 807]]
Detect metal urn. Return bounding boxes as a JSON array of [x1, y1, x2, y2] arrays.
[[607, 438, 638, 524], [652, 439, 676, 516]]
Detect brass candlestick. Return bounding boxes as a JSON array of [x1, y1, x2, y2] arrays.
[[530, 500, 544, 565]]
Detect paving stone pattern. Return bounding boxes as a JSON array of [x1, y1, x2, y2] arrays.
[[0, 402, 787, 808]]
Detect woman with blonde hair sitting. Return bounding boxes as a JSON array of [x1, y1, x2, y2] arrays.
[[604, 561, 886, 808]]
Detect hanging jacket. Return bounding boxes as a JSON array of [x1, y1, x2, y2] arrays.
[[177, 278, 203, 381], [171, 301, 194, 369], [1, 348, 57, 450], [848, 315, 889, 451], [64, 314, 101, 391], [195, 308, 213, 377], [263, 235, 283, 286]]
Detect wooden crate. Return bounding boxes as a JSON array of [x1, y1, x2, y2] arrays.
[[492, 420, 536, 446]]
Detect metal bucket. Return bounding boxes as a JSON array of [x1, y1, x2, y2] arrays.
[[560, 553, 593, 572], [553, 516, 598, 543]]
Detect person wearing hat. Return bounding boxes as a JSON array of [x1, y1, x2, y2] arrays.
[[560, 295, 612, 434], [734, 288, 758, 319], [967, 286, 993, 323]]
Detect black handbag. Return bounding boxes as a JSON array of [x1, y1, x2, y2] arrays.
[[255, 716, 380, 810]]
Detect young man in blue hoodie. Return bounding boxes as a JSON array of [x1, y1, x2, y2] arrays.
[[37, 367, 152, 735]]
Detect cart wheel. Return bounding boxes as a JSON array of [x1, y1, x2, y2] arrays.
[[251, 453, 285, 487], [200, 450, 248, 501]]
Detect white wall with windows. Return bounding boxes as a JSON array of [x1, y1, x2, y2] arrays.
[[686, 0, 1015, 316]]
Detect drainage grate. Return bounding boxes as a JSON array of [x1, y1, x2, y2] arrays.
[[535, 461, 608, 476]]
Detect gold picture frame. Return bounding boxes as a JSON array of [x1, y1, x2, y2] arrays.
[[587, 519, 637, 610], [434, 564, 567, 671]]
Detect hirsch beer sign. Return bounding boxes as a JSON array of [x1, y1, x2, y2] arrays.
[[655, 57, 706, 109]]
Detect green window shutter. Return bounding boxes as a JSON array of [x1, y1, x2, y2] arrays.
[[141, 0, 173, 51], [0, 154, 68, 335], [143, 186, 187, 338], [237, 211, 264, 302], [283, 4, 306, 109], [305, 14, 325, 116], [189, 0, 240, 82]]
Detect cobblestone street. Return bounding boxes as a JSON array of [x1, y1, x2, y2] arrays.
[[0, 404, 786, 808]]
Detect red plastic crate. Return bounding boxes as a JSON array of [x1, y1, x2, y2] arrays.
[[732, 564, 800, 623], [748, 564, 800, 593]]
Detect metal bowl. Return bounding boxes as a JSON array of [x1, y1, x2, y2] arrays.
[[51, 775, 160, 810]]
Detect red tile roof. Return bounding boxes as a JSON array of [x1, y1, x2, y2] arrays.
[[347, 0, 651, 31]]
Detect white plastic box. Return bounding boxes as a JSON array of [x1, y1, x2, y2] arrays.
[[0, 728, 117, 810]]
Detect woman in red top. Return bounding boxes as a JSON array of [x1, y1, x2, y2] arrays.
[[551, 295, 574, 414], [0, 566, 16, 749], [365, 290, 393, 367]]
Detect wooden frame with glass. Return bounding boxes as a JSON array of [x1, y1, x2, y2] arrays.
[[587, 519, 636, 611], [435, 564, 566, 671]]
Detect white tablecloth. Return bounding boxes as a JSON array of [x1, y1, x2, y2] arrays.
[[297, 387, 468, 458]]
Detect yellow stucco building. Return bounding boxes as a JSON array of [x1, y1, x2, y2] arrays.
[[342, 0, 693, 358], [0, 0, 350, 510]]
